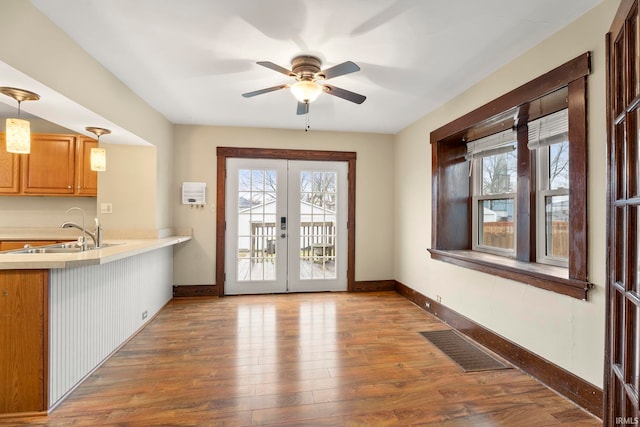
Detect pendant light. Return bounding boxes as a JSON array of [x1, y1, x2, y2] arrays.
[[85, 127, 110, 172], [0, 87, 41, 154]]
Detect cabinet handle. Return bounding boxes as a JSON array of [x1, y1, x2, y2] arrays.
[[67, 186, 72, 189]]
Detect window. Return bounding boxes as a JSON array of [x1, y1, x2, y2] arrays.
[[468, 129, 518, 256], [529, 109, 570, 267], [428, 53, 591, 300]]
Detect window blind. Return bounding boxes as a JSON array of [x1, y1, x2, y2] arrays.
[[527, 108, 568, 150], [465, 129, 517, 161]]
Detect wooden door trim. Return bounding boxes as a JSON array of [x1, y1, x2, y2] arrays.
[[216, 147, 357, 296]]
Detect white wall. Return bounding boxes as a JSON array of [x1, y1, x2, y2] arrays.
[[394, 0, 617, 388], [97, 144, 158, 235], [172, 125, 395, 286], [0, 196, 96, 229]]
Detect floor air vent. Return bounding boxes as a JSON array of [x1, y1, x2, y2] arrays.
[[420, 330, 511, 372]]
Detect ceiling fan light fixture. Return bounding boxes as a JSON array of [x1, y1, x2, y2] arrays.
[[290, 80, 322, 104]]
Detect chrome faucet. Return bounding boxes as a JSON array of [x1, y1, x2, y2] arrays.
[[61, 207, 103, 249]]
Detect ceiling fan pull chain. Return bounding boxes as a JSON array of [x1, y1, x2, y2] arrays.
[[305, 108, 311, 132]]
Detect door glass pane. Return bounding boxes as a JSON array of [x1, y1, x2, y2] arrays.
[[544, 195, 569, 259], [299, 170, 337, 280], [479, 199, 514, 250], [614, 292, 625, 367], [237, 168, 277, 281], [630, 109, 640, 198], [616, 120, 627, 200], [632, 206, 640, 295], [615, 35, 625, 116], [629, 301, 639, 395], [615, 206, 628, 285], [630, 12, 640, 100]]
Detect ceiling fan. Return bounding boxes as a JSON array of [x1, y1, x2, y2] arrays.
[[242, 55, 366, 115]]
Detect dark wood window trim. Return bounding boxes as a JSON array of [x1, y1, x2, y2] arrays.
[[428, 52, 592, 300], [216, 147, 357, 296]]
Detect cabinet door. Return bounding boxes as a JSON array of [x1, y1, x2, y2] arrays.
[[75, 136, 98, 196], [21, 134, 75, 195], [0, 270, 47, 413], [0, 134, 20, 194]]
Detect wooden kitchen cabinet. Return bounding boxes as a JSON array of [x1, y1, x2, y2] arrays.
[[75, 136, 98, 196], [0, 133, 97, 197], [0, 142, 20, 195], [0, 270, 48, 414], [21, 134, 76, 195]]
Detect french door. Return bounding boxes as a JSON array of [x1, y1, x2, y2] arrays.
[[224, 158, 347, 295], [606, 1, 640, 423]]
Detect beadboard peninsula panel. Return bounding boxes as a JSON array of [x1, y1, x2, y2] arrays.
[[48, 248, 173, 407]]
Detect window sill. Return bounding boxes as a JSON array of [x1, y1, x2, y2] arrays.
[[427, 249, 592, 300]]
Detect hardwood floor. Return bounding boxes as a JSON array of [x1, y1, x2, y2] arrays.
[[1, 292, 600, 426]]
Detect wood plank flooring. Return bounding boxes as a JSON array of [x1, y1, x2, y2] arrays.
[[1, 292, 600, 426]]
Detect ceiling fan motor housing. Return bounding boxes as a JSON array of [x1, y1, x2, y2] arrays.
[[291, 55, 322, 81]]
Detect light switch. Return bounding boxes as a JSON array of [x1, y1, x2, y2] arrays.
[[100, 203, 113, 214]]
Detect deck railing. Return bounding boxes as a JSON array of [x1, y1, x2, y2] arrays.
[[247, 222, 335, 256]]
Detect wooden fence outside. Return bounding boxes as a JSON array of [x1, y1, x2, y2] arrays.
[[483, 221, 568, 257]]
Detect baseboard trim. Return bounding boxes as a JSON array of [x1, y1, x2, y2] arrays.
[[173, 285, 218, 297], [394, 281, 603, 419], [172, 282, 393, 296], [353, 280, 395, 292]]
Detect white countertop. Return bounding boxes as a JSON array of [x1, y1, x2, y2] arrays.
[[0, 236, 191, 270]]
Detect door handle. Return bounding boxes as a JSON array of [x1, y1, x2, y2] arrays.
[[280, 233, 287, 239]]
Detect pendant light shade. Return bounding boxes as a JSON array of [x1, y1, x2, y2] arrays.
[[6, 118, 31, 154], [90, 147, 107, 172], [86, 127, 111, 172], [0, 87, 40, 154]]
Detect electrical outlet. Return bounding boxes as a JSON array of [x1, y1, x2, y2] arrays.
[[142, 310, 148, 320], [436, 295, 442, 303], [425, 301, 431, 309]]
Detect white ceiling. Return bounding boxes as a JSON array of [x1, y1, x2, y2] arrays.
[[28, 0, 602, 135]]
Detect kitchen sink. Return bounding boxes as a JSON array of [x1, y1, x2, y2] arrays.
[[1, 242, 122, 254], [18, 247, 83, 254]]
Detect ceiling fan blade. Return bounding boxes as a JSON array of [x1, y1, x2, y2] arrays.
[[296, 102, 309, 115], [256, 61, 293, 76], [242, 84, 288, 98], [322, 84, 366, 104], [320, 61, 360, 80]]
